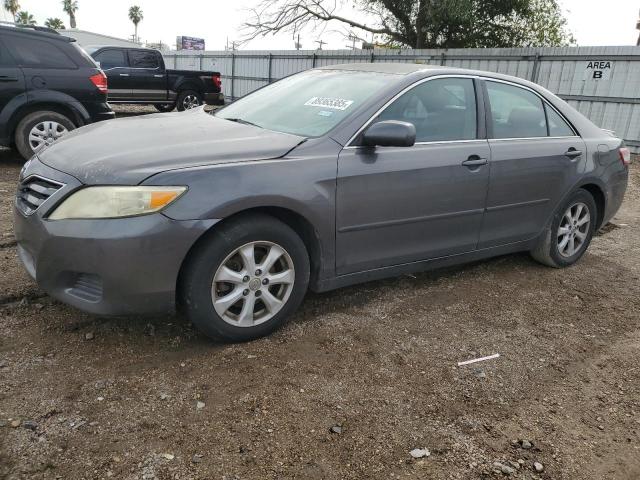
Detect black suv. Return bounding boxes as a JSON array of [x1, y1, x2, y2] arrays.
[[0, 23, 114, 160]]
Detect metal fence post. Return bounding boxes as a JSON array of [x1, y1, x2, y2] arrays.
[[440, 52, 446, 65], [230, 53, 235, 100], [530, 52, 541, 83], [199, 53, 203, 71], [312, 52, 317, 68], [370, 51, 375, 63], [267, 53, 273, 83]]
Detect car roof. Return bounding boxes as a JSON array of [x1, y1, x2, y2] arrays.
[[88, 45, 156, 51], [0, 22, 71, 42], [316, 62, 444, 75], [316, 62, 547, 90]]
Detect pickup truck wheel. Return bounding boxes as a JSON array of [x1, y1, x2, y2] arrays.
[[15, 111, 76, 160], [180, 214, 310, 342], [176, 90, 203, 111], [154, 103, 175, 112]]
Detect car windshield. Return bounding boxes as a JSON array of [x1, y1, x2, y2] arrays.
[[215, 69, 397, 137]]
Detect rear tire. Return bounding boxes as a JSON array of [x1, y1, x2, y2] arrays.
[[530, 189, 597, 268], [180, 214, 310, 342], [154, 103, 175, 112], [176, 90, 203, 111], [15, 111, 75, 160]]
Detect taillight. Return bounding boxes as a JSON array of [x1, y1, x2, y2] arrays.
[[89, 72, 108, 94], [212, 74, 222, 89], [619, 147, 631, 166]]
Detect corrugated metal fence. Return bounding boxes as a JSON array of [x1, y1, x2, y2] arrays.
[[164, 47, 640, 152]]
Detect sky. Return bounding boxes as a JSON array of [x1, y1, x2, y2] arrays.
[[2, 0, 639, 50]]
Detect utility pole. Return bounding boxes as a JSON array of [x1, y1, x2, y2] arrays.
[[225, 37, 238, 51], [636, 9, 640, 46], [294, 34, 302, 50], [315, 39, 326, 50], [345, 33, 359, 50]]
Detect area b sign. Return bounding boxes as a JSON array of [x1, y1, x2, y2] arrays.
[[583, 61, 612, 80]]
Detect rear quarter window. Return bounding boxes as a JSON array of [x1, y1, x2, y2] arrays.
[[2, 34, 77, 69], [0, 39, 16, 66]]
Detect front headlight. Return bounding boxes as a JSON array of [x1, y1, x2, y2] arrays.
[[48, 186, 186, 220]]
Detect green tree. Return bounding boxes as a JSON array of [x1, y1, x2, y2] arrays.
[[244, 0, 575, 48], [128, 5, 143, 42], [3, 0, 20, 21], [62, 0, 78, 29], [44, 17, 66, 29], [15, 10, 35, 25]]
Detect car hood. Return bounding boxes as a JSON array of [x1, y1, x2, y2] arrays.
[[38, 108, 306, 185]]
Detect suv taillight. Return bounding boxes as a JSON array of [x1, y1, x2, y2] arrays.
[[89, 72, 108, 94], [619, 147, 631, 167], [212, 74, 222, 89]]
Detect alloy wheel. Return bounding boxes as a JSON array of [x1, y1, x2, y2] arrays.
[[182, 94, 201, 109], [211, 241, 295, 327], [28, 121, 69, 153], [557, 202, 590, 257]]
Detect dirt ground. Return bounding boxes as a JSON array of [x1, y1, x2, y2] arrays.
[[0, 116, 639, 479]]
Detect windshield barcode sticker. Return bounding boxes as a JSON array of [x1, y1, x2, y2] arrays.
[[304, 97, 354, 111]]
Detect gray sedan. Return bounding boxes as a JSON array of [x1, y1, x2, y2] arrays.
[[14, 63, 630, 342]]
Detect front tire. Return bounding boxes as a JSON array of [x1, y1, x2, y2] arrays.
[[176, 90, 203, 111], [180, 214, 310, 342], [15, 111, 75, 160], [530, 189, 597, 268]]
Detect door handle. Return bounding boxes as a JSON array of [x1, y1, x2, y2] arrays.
[[462, 156, 488, 168], [0, 75, 18, 82], [119, 73, 130, 77], [564, 148, 582, 159], [153, 74, 164, 78]]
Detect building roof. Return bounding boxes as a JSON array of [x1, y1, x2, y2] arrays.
[[58, 28, 140, 47]]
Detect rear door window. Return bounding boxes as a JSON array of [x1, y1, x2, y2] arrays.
[[376, 77, 477, 142], [486, 81, 547, 138], [2, 34, 77, 69], [128, 50, 159, 69], [94, 49, 128, 70]]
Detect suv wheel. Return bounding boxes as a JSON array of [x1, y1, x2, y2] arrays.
[[180, 214, 310, 342], [176, 90, 203, 111], [530, 189, 597, 268], [15, 111, 76, 160]]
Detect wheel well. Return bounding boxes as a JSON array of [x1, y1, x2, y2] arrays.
[[176, 207, 323, 300], [8, 102, 82, 138], [580, 184, 606, 229], [177, 84, 202, 95]]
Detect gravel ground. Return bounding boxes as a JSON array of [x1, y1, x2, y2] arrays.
[[0, 114, 639, 479]]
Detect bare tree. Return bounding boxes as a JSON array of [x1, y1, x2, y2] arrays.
[[243, 0, 406, 45], [243, 0, 575, 49]]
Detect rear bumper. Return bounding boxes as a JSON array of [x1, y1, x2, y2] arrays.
[[204, 92, 225, 106], [85, 102, 115, 123], [13, 158, 218, 316], [602, 169, 629, 226]]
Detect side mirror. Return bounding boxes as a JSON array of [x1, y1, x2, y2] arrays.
[[362, 120, 416, 147]]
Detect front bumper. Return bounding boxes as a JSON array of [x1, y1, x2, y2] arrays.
[[13, 159, 217, 316]]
